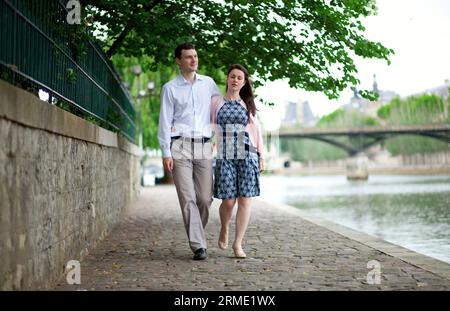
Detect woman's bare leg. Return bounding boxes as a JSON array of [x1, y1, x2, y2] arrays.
[[218, 199, 236, 249], [233, 197, 252, 257]]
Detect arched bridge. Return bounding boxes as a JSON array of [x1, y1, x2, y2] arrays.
[[276, 124, 450, 156]]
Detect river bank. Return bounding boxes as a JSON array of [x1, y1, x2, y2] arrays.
[[274, 165, 450, 176]]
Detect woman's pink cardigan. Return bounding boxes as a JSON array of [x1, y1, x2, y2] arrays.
[[211, 96, 264, 158]]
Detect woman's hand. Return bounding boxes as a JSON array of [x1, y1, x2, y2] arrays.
[[259, 158, 265, 172]]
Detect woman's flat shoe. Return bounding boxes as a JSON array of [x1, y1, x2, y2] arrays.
[[233, 247, 247, 258]]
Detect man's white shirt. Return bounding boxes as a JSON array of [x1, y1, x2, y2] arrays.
[[158, 74, 220, 158]]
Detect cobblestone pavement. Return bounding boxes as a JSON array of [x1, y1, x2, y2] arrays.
[[54, 185, 450, 291]]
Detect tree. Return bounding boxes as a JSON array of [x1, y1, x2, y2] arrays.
[[376, 93, 449, 155], [81, 0, 393, 99], [377, 94, 447, 125], [111, 54, 176, 148]]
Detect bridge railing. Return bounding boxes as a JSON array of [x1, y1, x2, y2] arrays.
[[0, 0, 136, 142]]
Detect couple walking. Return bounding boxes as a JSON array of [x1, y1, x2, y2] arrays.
[[157, 43, 264, 260]]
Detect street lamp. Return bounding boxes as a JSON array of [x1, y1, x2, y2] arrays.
[[130, 63, 158, 150], [147, 81, 155, 94], [131, 65, 142, 76], [131, 65, 144, 148]]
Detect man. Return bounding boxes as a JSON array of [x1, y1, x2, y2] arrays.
[[158, 43, 220, 260]]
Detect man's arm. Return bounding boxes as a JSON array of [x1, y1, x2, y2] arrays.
[[158, 85, 174, 172]]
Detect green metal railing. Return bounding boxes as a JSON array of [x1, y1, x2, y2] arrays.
[[0, 0, 136, 141]]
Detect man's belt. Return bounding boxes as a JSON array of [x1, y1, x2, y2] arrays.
[[171, 136, 211, 143]]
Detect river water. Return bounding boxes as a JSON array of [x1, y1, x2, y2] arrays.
[[260, 174, 450, 264]]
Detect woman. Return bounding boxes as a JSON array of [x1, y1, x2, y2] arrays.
[[211, 64, 264, 258]]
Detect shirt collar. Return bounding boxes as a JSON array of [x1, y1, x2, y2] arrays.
[[176, 73, 203, 85]]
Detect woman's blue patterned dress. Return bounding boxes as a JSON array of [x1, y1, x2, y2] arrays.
[[214, 99, 260, 199]]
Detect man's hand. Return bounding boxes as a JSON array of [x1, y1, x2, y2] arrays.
[[163, 157, 174, 173]]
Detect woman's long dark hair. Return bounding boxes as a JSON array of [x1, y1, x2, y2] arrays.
[[226, 64, 256, 117]]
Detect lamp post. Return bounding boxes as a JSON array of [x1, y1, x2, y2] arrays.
[[137, 90, 145, 148], [143, 81, 155, 116], [131, 65, 143, 148], [147, 81, 155, 94]]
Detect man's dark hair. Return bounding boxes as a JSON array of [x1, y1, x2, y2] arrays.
[[175, 42, 196, 59]]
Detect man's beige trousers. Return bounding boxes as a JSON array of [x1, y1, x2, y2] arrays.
[[171, 138, 213, 252]]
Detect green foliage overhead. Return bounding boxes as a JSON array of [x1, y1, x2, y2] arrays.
[[81, 0, 393, 99]]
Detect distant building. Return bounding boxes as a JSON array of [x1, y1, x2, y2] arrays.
[[344, 87, 369, 111], [343, 75, 398, 117], [283, 101, 298, 124], [282, 100, 317, 128], [372, 75, 398, 104]]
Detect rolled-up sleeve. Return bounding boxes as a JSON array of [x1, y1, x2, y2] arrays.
[[158, 85, 174, 157]]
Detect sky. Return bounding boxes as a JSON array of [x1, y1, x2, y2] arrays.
[[256, 0, 450, 130]]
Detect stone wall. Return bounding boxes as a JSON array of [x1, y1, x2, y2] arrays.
[[0, 80, 141, 289], [400, 151, 450, 166]]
